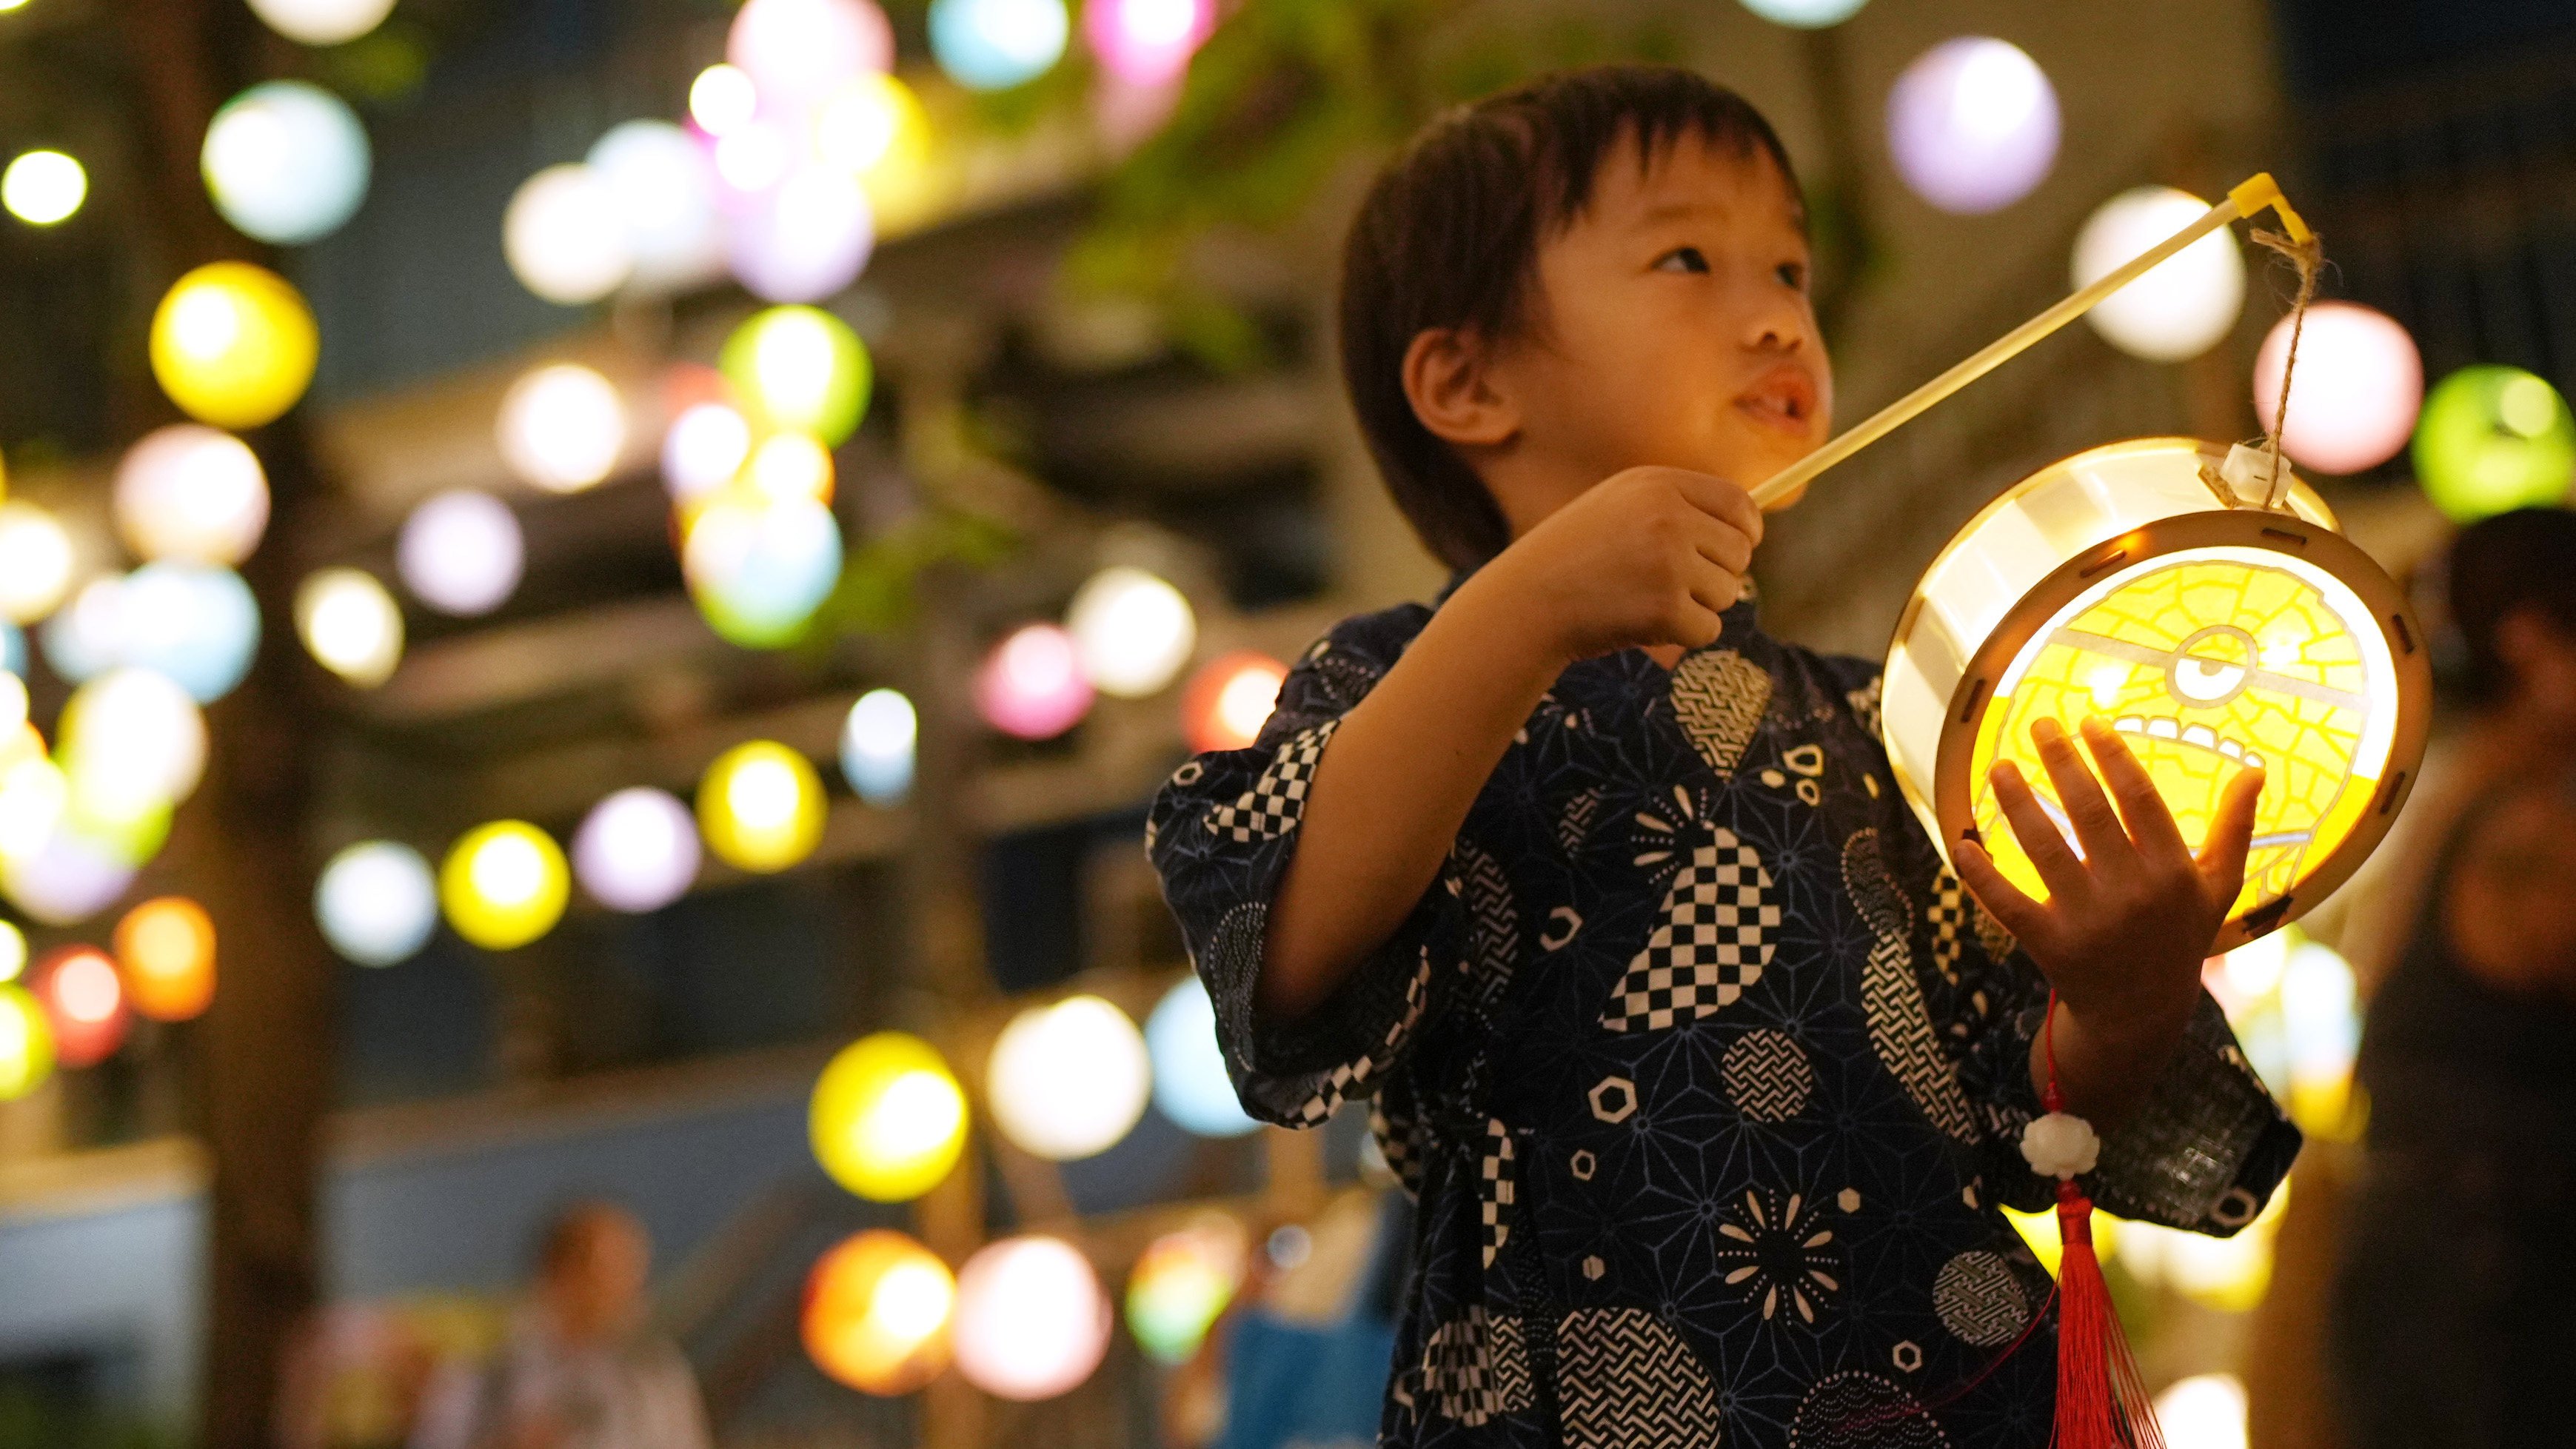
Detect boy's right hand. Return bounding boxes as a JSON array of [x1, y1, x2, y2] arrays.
[[1477, 465, 1763, 663]]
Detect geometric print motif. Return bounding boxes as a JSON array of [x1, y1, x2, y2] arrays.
[[1371, 1094, 1424, 1198], [1289, 951, 1432, 1125], [1602, 828, 1778, 1032], [1420, 1306, 1534, 1426], [1556, 1307, 1726, 1449], [1670, 648, 1771, 779], [1847, 830, 1977, 1143], [1715, 1188, 1841, 1325], [1789, 1371, 1951, 1449], [1206, 720, 1336, 843], [1481, 1118, 1516, 1269], [1932, 1250, 2030, 1347], [1722, 1028, 1816, 1121], [1927, 869, 1970, 985]]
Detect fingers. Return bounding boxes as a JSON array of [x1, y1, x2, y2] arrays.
[[2195, 763, 2266, 904], [2078, 716, 2189, 863], [1987, 758, 2092, 903], [2030, 717, 2137, 874], [1689, 513, 1755, 577], [1666, 471, 1765, 548], [1952, 837, 2053, 949]]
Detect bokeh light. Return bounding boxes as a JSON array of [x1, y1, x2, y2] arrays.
[[2253, 303, 2423, 476], [246, 0, 395, 45], [32, 946, 127, 1068], [3, 150, 85, 225], [2279, 937, 2361, 1134], [40, 576, 124, 685], [1739, 0, 1870, 25], [295, 568, 404, 688], [114, 425, 271, 566], [1, 829, 136, 926], [586, 121, 725, 294], [315, 840, 438, 966], [929, 0, 1071, 91], [0, 503, 73, 623], [745, 431, 834, 505], [952, 1235, 1111, 1400], [662, 401, 755, 506], [0, 984, 50, 1100], [840, 687, 917, 805], [1887, 37, 2059, 215], [809, 1030, 968, 1200], [115, 896, 215, 1023], [690, 64, 760, 137], [1145, 975, 1259, 1137], [439, 820, 571, 951], [1068, 566, 1194, 698], [572, 786, 700, 913], [1180, 651, 1286, 753], [117, 563, 260, 704], [2072, 187, 2244, 362], [729, 0, 894, 110], [1125, 1215, 1246, 1364], [0, 675, 19, 745], [0, 623, 22, 679], [150, 262, 320, 429], [498, 363, 628, 493], [60, 667, 208, 831], [398, 490, 523, 617], [682, 493, 843, 648], [0, 920, 21, 984], [977, 624, 1094, 740], [986, 994, 1151, 1160], [728, 167, 876, 304], [201, 81, 372, 245], [1084, 0, 1214, 88], [720, 306, 871, 445], [715, 119, 794, 196], [815, 74, 937, 227], [2153, 1373, 2249, 1449], [803, 1228, 955, 1396], [2411, 364, 2576, 521], [504, 164, 633, 305], [697, 740, 826, 873], [0, 745, 68, 869]]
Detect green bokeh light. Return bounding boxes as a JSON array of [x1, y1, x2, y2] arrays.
[[2412, 364, 2576, 522]]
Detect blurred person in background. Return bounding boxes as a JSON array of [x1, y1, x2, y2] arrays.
[[2327, 508, 2576, 1449]]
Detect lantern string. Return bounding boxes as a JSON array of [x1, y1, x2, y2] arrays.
[[2250, 225, 2326, 511]]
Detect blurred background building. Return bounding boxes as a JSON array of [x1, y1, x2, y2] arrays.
[[0, 0, 2566, 1445]]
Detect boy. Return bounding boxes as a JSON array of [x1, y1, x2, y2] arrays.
[[1150, 65, 2297, 1448]]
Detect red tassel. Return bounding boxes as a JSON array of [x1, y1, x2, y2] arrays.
[[2050, 1179, 2164, 1449]]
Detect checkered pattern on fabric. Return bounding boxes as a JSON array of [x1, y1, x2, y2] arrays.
[[1419, 1307, 1533, 1427], [1480, 1118, 1516, 1268], [1602, 827, 1778, 1032], [1370, 1092, 1424, 1198], [1206, 720, 1336, 843], [1289, 950, 1431, 1125], [1927, 868, 1973, 983]]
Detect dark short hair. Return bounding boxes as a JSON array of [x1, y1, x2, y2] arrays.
[[2446, 507, 2576, 704], [1337, 64, 1801, 572]]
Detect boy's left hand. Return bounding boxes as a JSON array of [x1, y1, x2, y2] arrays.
[[1953, 716, 2264, 1107]]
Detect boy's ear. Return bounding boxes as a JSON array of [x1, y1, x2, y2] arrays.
[[1402, 327, 1519, 448]]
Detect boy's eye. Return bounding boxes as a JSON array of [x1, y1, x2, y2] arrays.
[[1776, 261, 1808, 290], [1654, 247, 1711, 275]]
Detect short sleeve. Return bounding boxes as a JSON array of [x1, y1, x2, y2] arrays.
[[1148, 606, 1465, 1129]]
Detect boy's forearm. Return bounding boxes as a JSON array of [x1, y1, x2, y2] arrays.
[[2027, 994, 2195, 1131], [1257, 567, 1568, 1023]]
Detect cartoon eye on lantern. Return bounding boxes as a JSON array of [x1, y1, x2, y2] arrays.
[[1881, 438, 2430, 953]]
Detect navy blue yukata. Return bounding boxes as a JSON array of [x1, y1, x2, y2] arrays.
[[1148, 583, 2302, 1449]]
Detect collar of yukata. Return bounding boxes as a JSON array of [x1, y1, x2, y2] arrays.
[[1433, 569, 1766, 640]]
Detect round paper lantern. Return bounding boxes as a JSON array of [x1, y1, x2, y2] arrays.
[[150, 262, 319, 429], [0, 984, 54, 1100], [803, 1228, 956, 1395], [840, 687, 916, 805], [662, 401, 755, 506], [1180, 652, 1286, 753], [201, 81, 372, 245], [720, 306, 872, 446], [2, 150, 85, 226], [316, 840, 437, 966], [296, 568, 404, 688], [2, 829, 136, 926], [2412, 365, 2576, 521], [698, 740, 826, 874], [809, 1030, 969, 1200], [2072, 187, 2245, 362], [398, 490, 522, 617], [113, 425, 270, 566], [1084, 0, 1214, 87], [439, 820, 570, 951], [1145, 975, 1259, 1137], [60, 668, 207, 826], [572, 786, 700, 912], [682, 493, 843, 648], [691, 64, 761, 137], [1068, 566, 1194, 698], [246, 0, 394, 45], [498, 363, 627, 493], [728, 167, 875, 304], [1739, 0, 1869, 25], [32, 946, 127, 1068], [929, 0, 1070, 91], [504, 164, 632, 305], [586, 121, 724, 294], [118, 563, 259, 704], [1887, 37, 2059, 215], [116, 896, 215, 1023], [952, 1235, 1111, 1400], [41, 576, 125, 685], [730, 0, 894, 110], [0, 504, 73, 623], [745, 432, 834, 505], [977, 624, 1094, 740], [986, 994, 1151, 1160], [2253, 303, 2422, 477], [2152, 1373, 2248, 1449], [1125, 1216, 1246, 1364]]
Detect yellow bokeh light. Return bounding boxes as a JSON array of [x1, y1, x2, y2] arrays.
[[115, 895, 216, 1023], [0, 920, 23, 983], [698, 740, 826, 873], [744, 431, 834, 505], [0, 983, 53, 1101], [149, 261, 319, 430], [803, 1228, 957, 1395], [809, 1031, 968, 1201], [4, 149, 86, 225], [295, 567, 405, 688], [439, 820, 569, 950], [814, 73, 939, 232]]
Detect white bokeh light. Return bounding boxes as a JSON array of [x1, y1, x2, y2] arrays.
[[295, 567, 404, 688], [316, 840, 438, 966], [1739, 0, 1869, 25], [690, 64, 760, 137], [2152, 1373, 2248, 1449], [40, 577, 127, 684], [951, 1236, 1112, 1401], [114, 424, 271, 566], [118, 563, 260, 704], [1, 829, 135, 926], [2072, 187, 2245, 362], [586, 121, 724, 293], [573, 787, 701, 913], [728, 167, 875, 304], [504, 164, 633, 305], [986, 994, 1151, 1161], [201, 81, 372, 245], [4, 150, 87, 226], [2253, 302, 2424, 476], [840, 687, 916, 804], [1066, 566, 1194, 698], [246, 0, 395, 45], [398, 489, 524, 617], [1145, 976, 1259, 1137], [497, 363, 628, 492], [729, 0, 895, 110], [1886, 38, 2060, 215], [0, 504, 73, 623], [60, 667, 207, 822], [662, 402, 754, 505]]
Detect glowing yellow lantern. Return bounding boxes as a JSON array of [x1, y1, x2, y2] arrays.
[[697, 740, 826, 873], [149, 261, 319, 430], [439, 820, 570, 951], [0, 982, 53, 1100], [803, 1228, 957, 1394], [114, 895, 215, 1023], [809, 1030, 968, 1200], [1883, 438, 2430, 952]]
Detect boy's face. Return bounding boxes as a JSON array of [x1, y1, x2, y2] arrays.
[[1481, 134, 1830, 512]]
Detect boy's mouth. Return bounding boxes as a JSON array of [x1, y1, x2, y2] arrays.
[[1734, 364, 1819, 436]]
